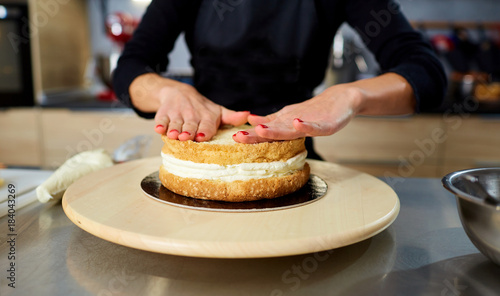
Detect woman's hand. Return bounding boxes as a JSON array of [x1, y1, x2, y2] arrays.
[[153, 81, 249, 141], [233, 86, 361, 143], [233, 73, 416, 143], [129, 73, 249, 141]]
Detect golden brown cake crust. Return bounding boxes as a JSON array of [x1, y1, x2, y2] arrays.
[[159, 163, 310, 202], [161, 126, 306, 165], [161, 138, 305, 165]]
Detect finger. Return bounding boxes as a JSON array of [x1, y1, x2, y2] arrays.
[[154, 122, 168, 135], [220, 108, 250, 126], [179, 120, 198, 141], [253, 122, 305, 140], [178, 131, 194, 141], [154, 105, 170, 135], [195, 117, 218, 142], [232, 128, 273, 144], [166, 118, 183, 139], [155, 124, 166, 134], [293, 118, 337, 136]]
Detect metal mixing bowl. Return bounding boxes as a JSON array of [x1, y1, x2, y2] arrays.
[[443, 168, 500, 266]]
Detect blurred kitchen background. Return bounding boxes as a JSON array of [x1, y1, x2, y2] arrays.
[[1, 0, 500, 177]]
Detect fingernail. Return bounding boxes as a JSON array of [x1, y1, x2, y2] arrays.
[[233, 133, 237, 137], [156, 124, 164, 129], [169, 129, 179, 133], [258, 124, 268, 129], [294, 118, 304, 123], [238, 131, 249, 135], [180, 131, 191, 136], [249, 114, 258, 116], [196, 133, 205, 138]]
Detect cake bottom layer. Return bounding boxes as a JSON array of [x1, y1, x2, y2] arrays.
[[159, 163, 310, 202]]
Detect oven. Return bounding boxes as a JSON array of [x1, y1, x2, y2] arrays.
[[0, 2, 34, 107]]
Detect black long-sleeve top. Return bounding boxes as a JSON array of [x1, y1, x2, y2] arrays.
[[113, 0, 447, 118]]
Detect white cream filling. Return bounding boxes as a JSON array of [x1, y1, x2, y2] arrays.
[[161, 150, 307, 182]]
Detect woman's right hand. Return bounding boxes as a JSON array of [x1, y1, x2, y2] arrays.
[[129, 73, 249, 142]]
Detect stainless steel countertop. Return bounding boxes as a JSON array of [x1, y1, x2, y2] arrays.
[[1, 178, 500, 295]]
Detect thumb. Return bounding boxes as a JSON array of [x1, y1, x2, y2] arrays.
[[220, 107, 250, 126]]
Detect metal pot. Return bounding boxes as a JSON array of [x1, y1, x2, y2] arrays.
[[442, 168, 500, 265]]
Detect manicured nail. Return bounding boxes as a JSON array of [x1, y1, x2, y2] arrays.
[[180, 131, 191, 136], [196, 133, 205, 138], [258, 124, 268, 129], [233, 133, 237, 137], [169, 129, 179, 133], [294, 118, 304, 123], [238, 131, 249, 135], [156, 124, 164, 129]]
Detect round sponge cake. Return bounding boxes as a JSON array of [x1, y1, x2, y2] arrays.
[[159, 125, 310, 202]]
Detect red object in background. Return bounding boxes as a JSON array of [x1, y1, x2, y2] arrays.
[[431, 34, 455, 54], [494, 25, 500, 48], [105, 12, 139, 46], [97, 89, 117, 101], [98, 12, 139, 101]]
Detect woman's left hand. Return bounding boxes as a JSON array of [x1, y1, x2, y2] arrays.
[[233, 73, 416, 143], [233, 85, 361, 143]]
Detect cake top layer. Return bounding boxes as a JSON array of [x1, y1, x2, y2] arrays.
[[161, 125, 306, 165], [205, 125, 249, 145]]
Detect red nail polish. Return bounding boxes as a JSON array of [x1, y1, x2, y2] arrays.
[[169, 129, 179, 134], [238, 131, 249, 135], [233, 133, 237, 137], [258, 124, 268, 128], [249, 114, 258, 116], [156, 124, 164, 129], [180, 131, 191, 136], [196, 133, 205, 138], [294, 118, 304, 123]]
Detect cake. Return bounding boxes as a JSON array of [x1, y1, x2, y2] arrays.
[[159, 125, 310, 202]]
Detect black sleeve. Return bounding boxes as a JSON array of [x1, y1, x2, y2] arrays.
[[344, 0, 447, 112], [112, 0, 197, 119]]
